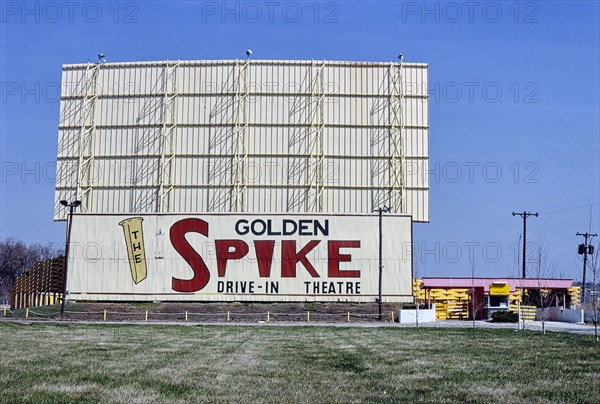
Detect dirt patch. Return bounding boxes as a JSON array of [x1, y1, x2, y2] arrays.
[[44, 302, 402, 323]]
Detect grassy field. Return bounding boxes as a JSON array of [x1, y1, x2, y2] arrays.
[[0, 322, 599, 403]]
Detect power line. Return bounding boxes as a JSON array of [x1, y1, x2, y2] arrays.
[[537, 195, 600, 213], [531, 217, 599, 234], [540, 204, 600, 215], [413, 253, 448, 277]]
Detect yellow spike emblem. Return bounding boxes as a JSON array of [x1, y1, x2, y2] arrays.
[[119, 217, 148, 284]]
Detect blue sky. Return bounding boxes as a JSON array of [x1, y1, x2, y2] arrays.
[[1, 0, 599, 280]]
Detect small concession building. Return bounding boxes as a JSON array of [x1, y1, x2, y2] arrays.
[[415, 277, 580, 320]]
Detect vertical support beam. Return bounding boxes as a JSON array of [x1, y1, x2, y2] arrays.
[[158, 61, 179, 213], [388, 61, 405, 213], [76, 63, 100, 212], [307, 61, 326, 212], [231, 59, 250, 212]]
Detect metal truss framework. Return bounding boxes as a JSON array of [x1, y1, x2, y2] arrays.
[[226, 60, 327, 213], [368, 81, 390, 211], [158, 62, 179, 213], [388, 61, 405, 213], [306, 61, 326, 212], [55, 60, 428, 221], [230, 59, 251, 212], [75, 63, 100, 212]]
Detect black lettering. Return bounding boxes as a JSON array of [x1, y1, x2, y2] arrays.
[[314, 219, 329, 236], [312, 282, 320, 294], [269, 281, 279, 294], [299, 220, 311, 236], [251, 219, 266, 235], [283, 219, 297, 235], [328, 282, 335, 294], [346, 282, 353, 294], [267, 220, 281, 236], [235, 219, 249, 235]]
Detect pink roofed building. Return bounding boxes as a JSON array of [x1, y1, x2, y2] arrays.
[[418, 277, 577, 320]]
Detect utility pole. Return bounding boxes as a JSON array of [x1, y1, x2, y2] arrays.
[[512, 211, 538, 278], [577, 232, 597, 305], [375, 205, 390, 321]]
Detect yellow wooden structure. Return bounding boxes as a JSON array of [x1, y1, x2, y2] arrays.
[[11, 257, 65, 309]]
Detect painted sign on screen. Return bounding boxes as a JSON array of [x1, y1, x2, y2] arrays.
[[67, 214, 413, 302]]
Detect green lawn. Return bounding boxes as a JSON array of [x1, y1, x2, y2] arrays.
[[0, 322, 598, 403]]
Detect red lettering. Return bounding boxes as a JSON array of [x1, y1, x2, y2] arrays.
[[215, 240, 249, 277], [281, 240, 320, 277], [328, 240, 361, 277], [254, 240, 275, 277], [170, 218, 210, 292], [170, 218, 360, 288]]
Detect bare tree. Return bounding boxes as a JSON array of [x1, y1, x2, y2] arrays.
[[0, 240, 30, 302], [585, 243, 599, 342], [0, 239, 63, 303], [530, 238, 558, 335]]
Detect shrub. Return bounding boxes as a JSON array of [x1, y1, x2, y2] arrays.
[[491, 310, 518, 323]]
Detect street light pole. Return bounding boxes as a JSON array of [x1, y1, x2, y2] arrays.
[[60, 200, 81, 318], [375, 205, 390, 321]]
